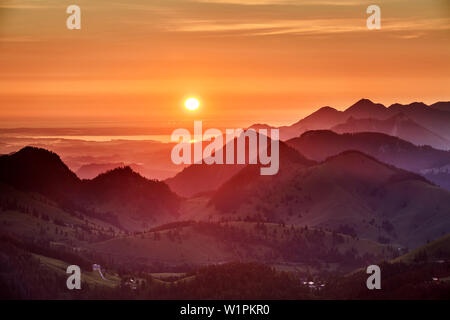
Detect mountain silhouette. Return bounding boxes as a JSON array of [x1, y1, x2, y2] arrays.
[[287, 130, 450, 173], [249, 99, 450, 148], [210, 149, 450, 248], [166, 131, 303, 197], [76, 162, 146, 180], [264, 106, 346, 140], [343, 98, 390, 119], [387, 101, 450, 141], [0, 147, 180, 230], [78, 166, 181, 229], [210, 142, 314, 213], [166, 163, 246, 198], [0, 146, 80, 201], [331, 113, 450, 150], [430, 101, 450, 112]]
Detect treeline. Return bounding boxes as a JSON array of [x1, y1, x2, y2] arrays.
[[98, 262, 314, 300], [322, 261, 450, 300], [146, 262, 313, 300], [0, 240, 113, 300], [190, 221, 386, 268], [0, 198, 119, 246], [0, 234, 93, 271], [2, 239, 449, 300]]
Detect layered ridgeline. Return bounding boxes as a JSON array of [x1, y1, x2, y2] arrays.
[[287, 130, 450, 190], [0, 147, 181, 231], [0, 147, 397, 276], [250, 99, 450, 149], [1, 143, 450, 298], [166, 132, 291, 197], [210, 150, 450, 249], [331, 114, 449, 150], [163, 129, 450, 250], [2, 142, 449, 252]]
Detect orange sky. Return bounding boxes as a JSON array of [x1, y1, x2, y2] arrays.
[[0, 0, 449, 129]]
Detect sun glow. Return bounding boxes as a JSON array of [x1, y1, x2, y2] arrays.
[[185, 97, 200, 111]]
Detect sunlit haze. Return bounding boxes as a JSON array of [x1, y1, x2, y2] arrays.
[[0, 0, 449, 130]]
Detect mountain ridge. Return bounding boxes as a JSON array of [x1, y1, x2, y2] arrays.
[[287, 130, 450, 176], [252, 99, 450, 147], [209, 148, 450, 248], [0, 147, 181, 230]]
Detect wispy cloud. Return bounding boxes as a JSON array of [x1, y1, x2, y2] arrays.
[[1, 0, 448, 41], [167, 17, 450, 36], [126, 0, 449, 38]]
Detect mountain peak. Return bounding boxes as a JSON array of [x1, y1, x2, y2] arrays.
[[346, 98, 385, 110], [316, 106, 338, 113], [304, 106, 340, 119], [3, 146, 73, 175], [83, 164, 180, 219], [13, 146, 61, 160], [248, 123, 275, 130], [409, 102, 428, 108], [0, 146, 80, 198], [92, 165, 149, 183], [344, 99, 388, 119], [355, 98, 374, 105], [388, 101, 428, 111]]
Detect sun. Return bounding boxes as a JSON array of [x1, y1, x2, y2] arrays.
[[185, 97, 200, 111]]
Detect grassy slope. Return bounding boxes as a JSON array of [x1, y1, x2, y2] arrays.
[[32, 253, 121, 288], [393, 234, 450, 263], [0, 182, 122, 244]]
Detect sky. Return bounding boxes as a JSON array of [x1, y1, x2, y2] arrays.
[[0, 0, 449, 130]]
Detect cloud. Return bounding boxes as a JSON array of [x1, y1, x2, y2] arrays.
[[127, 0, 449, 37], [167, 17, 450, 36], [1, 0, 448, 41]]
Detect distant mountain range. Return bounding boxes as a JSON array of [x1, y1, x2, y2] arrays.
[[251, 99, 450, 150], [210, 150, 450, 248], [287, 130, 450, 169], [287, 130, 450, 190], [331, 114, 449, 150]]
